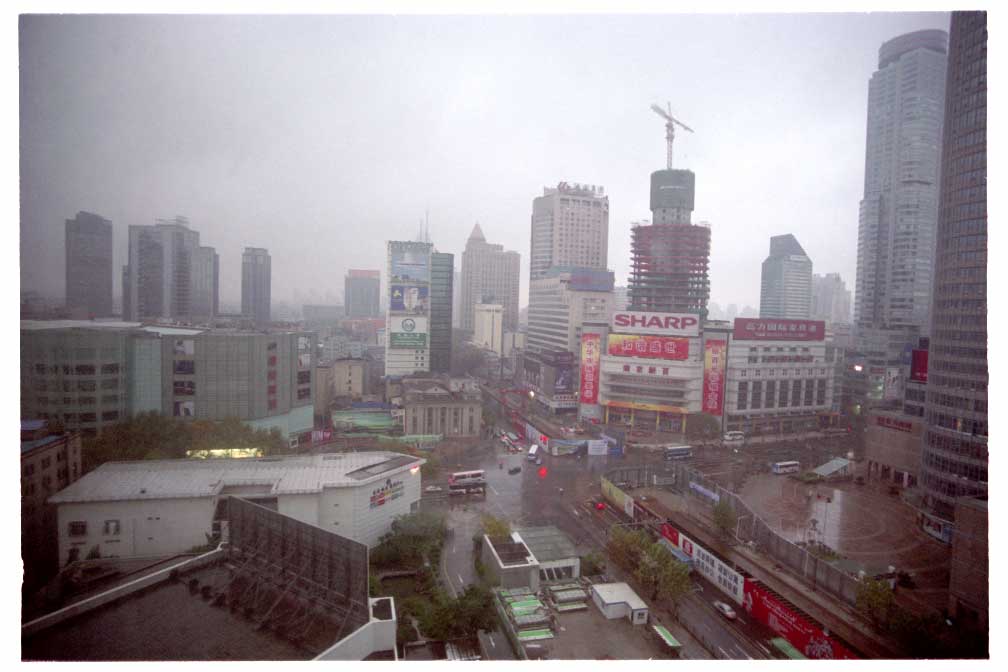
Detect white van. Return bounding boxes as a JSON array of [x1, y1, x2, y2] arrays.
[[527, 444, 539, 462], [723, 431, 745, 443]]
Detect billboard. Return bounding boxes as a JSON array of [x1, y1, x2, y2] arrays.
[[579, 333, 601, 404], [389, 316, 428, 349], [389, 245, 430, 283], [742, 579, 858, 659], [610, 311, 700, 337], [390, 285, 429, 314], [660, 524, 743, 604], [732, 318, 826, 341], [607, 334, 690, 360], [568, 268, 616, 292], [883, 366, 903, 400], [910, 349, 929, 383], [604, 400, 686, 414], [702, 338, 727, 415], [554, 363, 575, 395], [587, 439, 608, 456], [601, 476, 628, 511]]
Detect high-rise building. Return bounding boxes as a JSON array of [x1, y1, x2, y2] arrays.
[[65, 211, 113, 318], [530, 182, 609, 282], [452, 269, 461, 329], [124, 216, 215, 322], [459, 223, 521, 331], [811, 273, 852, 326], [854, 30, 947, 336], [429, 251, 454, 373], [345, 269, 381, 318], [526, 267, 614, 356], [759, 234, 812, 320], [628, 169, 711, 318], [920, 12, 986, 519], [385, 241, 433, 377], [473, 303, 504, 355], [242, 247, 271, 326]]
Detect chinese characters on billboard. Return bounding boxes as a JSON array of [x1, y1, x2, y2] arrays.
[[910, 349, 929, 383], [702, 338, 726, 415], [607, 334, 689, 360], [579, 333, 601, 404], [732, 318, 825, 341]]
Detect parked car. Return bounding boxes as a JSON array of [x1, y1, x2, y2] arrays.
[[508, 466, 521, 475], [424, 485, 443, 493], [854, 476, 865, 486], [712, 601, 737, 620]]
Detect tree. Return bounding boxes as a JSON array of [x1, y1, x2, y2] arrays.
[[712, 499, 738, 539], [371, 511, 447, 570], [607, 527, 651, 573], [855, 577, 895, 629], [480, 513, 511, 539], [685, 413, 721, 440], [580, 551, 606, 576]]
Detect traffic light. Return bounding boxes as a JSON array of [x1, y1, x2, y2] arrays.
[[538, 466, 548, 479]]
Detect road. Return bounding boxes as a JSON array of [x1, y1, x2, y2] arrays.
[[424, 427, 776, 660]]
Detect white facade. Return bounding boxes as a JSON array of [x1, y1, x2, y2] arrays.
[[530, 182, 609, 281], [472, 303, 504, 355], [590, 582, 649, 624], [50, 453, 423, 566], [527, 271, 614, 355]]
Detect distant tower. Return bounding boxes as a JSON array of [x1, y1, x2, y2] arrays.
[[124, 216, 210, 321], [759, 235, 812, 319], [530, 183, 609, 282], [65, 211, 113, 317], [460, 223, 521, 332], [242, 247, 271, 326]]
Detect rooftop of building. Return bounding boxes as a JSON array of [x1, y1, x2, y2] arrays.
[[514, 526, 578, 563], [590, 582, 647, 611], [20, 320, 314, 337], [49, 452, 423, 504], [487, 535, 534, 565], [21, 433, 67, 456]]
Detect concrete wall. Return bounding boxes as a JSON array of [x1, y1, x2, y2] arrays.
[[864, 411, 922, 486], [315, 598, 397, 661]]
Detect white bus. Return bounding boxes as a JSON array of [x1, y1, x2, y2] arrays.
[[527, 444, 539, 461], [448, 470, 486, 494], [664, 445, 693, 461], [772, 461, 801, 475]]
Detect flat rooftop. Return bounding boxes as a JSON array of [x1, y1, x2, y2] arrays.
[[50, 452, 423, 504], [591, 582, 647, 611], [515, 526, 578, 563]]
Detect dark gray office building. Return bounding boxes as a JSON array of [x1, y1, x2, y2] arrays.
[[345, 270, 381, 317], [920, 12, 987, 519], [242, 247, 272, 326], [759, 234, 812, 319], [65, 211, 113, 317], [429, 251, 454, 373]]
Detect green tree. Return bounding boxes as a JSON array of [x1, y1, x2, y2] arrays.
[[712, 499, 738, 539], [607, 527, 651, 573], [580, 551, 606, 576], [653, 553, 693, 614], [855, 577, 895, 629], [685, 413, 721, 440], [480, 513, 511, 539]]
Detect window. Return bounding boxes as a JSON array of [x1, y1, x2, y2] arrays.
[[23, 463, 35, 477], [101, 363, 120, 375], [267, 342, 277, 352], [297, 371, 311, 385], [68, 521, 87, 537], [297, 388, 311, 400], [751, 381, 763, 409], [267, 370, 277, 381], [75, 364, 96, 375], [103, 520, 121, 536], [102, 410, 120, 422], [101, 379, 119, 390], [173, 381, 195, 396], [791, 380, 802, 407], [765, 381, 776, 409], [268, 356, 277, 366], [778, 380, 789, 408], [737, 381, 748, 411], [268, 385, 277, 395], [804, 379, 815, 406], [174, 360, 195, 375], [41, 457, 51, 469]]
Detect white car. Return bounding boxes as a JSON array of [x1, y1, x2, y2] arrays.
[[712, 600, 737, 620], [424, 485, 443, 493], [723, 431, 745, 442]]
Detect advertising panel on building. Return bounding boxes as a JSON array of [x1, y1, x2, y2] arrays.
[[741, 579, 857, 659], [389, 247, 430, 283], [390, 285, 429, 314], [607, 334, 689, 361], [610, 311, 700, 337], [389, 316, 428, 348], [732, 318, 826, 341], [579, 333, 601, 404], [702, 338, 726, 415], [659, 524, 743, 604], [910, 349, 929, 383], [568, 268, 616, 292], [605, 400, 685, 414]]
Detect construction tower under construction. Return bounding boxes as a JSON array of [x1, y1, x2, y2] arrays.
[[628, 168, 711, 318]]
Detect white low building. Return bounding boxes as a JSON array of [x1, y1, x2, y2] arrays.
[[590, 582, 649, 624], [49, 452, 424, 567]]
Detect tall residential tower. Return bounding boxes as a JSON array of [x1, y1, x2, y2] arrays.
[[459, 223, 520, 332], [530, 183, 609, 282]]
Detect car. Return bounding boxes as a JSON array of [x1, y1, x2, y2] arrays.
[[508, 466, 521, 475], [723, 431, 745, 442], [535, 457, 542, 466], [712, 601, 737, 620], [594, 501, 606, 511], [424, 485, 443, 492]]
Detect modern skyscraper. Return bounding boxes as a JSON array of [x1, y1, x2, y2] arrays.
[[459, 223, 521, 332], [65, 211, 113, 317], [385, 240, 433, 377], [759, 234, 812, 319], [241, 247, 271, 326], [530, 182, 609, 282], [344, 269, 381, 318], [854, 30, 947, 337], [124, 216, 215, 322], [920, 12, 987, 520], [429, 251, 454, 374], [628, 169, 711, 317], [812, 273, 853, 325]]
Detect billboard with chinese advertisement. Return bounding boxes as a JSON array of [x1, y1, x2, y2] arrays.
[[732, 318, 826, 341], [554, 363, 575, 394], [604, 400, 686, 414], [390, 285, 429, 314], [389, 316, 428, 349], [610, 311, 700, 336], [389, 244, 430, 283], [659, 524, 743, 603], [579, 333, 601, 404], [910, 349, 929, 383], [742, 579, 858, 659], [607, 334, 689, 360], [702, 338, 726, 415]]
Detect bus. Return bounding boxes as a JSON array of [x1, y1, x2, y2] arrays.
[[527, 444, 539, 461], [448, 470, 486, 494], [772, 460, 801, 475], [664, 445, 693, 461]]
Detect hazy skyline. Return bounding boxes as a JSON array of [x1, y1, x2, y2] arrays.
[[20, 12, 951, 311]]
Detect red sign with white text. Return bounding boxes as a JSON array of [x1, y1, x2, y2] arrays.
[[607, 334, 689, 360], [732, 318, 826, 342], [579, 333, 601, 405], [910, 349, 929, 383], [742, 579, 858, 659], [702, 338, 726, 415]]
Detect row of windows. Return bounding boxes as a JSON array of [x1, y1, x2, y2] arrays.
[[922, 451, 986, 484], [31, 378, 120, 392], [927, 373, 986, 392], [926, 411, 987, 438], [930, 343, 987, 360], [929, 358, 987, 377], [924, 430, 988, 462], [928, 391, 987, 414], [738, 367, 827, 378], [945, 167, 985, 192], [34, 395, 120, 406], [30, 363, 121, 376], [736, 379, 825, 411]]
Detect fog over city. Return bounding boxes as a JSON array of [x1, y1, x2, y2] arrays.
[[20, 12, 949, 309]]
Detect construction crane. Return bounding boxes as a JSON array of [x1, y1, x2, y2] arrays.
[[650, 102, 694, 170]]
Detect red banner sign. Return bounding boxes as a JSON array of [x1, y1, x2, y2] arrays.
[[579, 333, 601, 405], [875, 415, 914, 434], [702, 339, 726, 415], [607, 334, 689, 360], [910, 349, 929, 383], [732, 318, 825, 342], [742, 579, 857, 659]]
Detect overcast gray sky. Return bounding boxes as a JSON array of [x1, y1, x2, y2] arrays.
[[19, 12, 951, 311]]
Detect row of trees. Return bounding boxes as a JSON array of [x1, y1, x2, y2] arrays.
[[607, 527, 692, 613], [370, 510, 448, 571], [81, 412, 288, 472], [399, 585, 497, 643]]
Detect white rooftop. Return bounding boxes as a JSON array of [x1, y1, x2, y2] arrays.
[[591, 582, 647, 611], [21, 320, 205, 336], [49, 452, 424, 504]]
